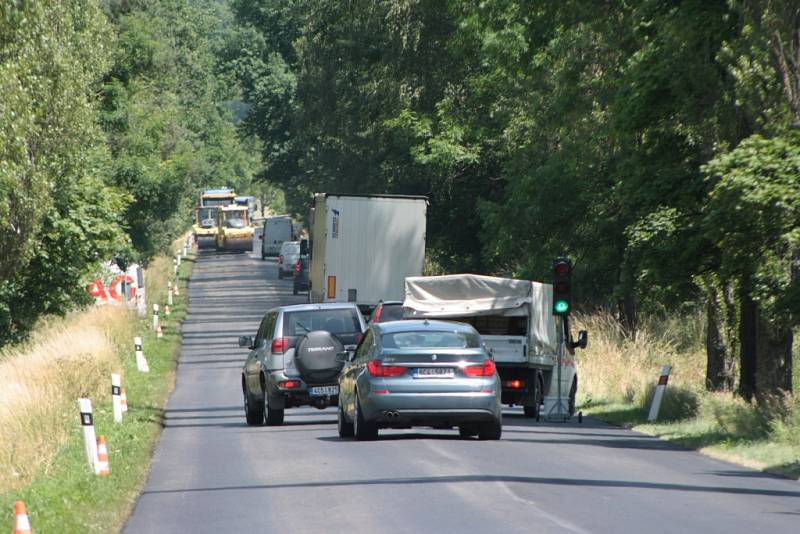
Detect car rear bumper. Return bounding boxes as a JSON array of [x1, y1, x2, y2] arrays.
[[361, 391, 502, 424], [266, 370, 338, 408]]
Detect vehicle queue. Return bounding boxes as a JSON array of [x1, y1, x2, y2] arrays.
[[235, 192, 587, 441]]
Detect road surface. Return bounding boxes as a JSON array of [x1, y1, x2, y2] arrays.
[[124, 250, 800, 533]]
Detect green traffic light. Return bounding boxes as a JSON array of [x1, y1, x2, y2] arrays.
[[554, 300, 570, 314]]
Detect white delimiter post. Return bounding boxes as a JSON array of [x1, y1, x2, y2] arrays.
[[176, 254, 181, 267], [648, 365, 672, 421], [111, 373, 123, 423], [78, 398, 99, 474], [134, 336, 149, 373], [167, 281, 173, 306], [152, 304, 159, 331]]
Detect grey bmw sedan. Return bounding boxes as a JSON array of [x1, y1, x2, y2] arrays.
[[337, 319, 502, 441]]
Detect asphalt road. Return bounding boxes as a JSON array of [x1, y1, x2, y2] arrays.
[[123, 250, 800, 534]]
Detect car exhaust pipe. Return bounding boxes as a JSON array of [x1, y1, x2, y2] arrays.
[[383, 410, 400, 420], [312, 398, 329, 409]]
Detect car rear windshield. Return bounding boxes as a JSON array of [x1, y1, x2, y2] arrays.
[[283, 309, 361, 336], [377, 304, 404, 322], [282, 243, 300, 253], [381, 331, 481, 349]]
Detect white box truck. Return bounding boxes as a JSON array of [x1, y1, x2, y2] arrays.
[[403, 274, 587, 420], [310, 193, 427, 309]]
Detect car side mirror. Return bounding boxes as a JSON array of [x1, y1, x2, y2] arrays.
[[335, 351, 350, 363], [238, 335, 254, 349], [572, 330, 588, 350]]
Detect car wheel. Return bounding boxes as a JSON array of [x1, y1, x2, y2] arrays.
[[243, 389, 264, 426], [458, 426, 477, 439], [264, 394, 284, 426], [477, 419, 502, 440], [338, 398, 354, 438], [354, 395, 377, 441]]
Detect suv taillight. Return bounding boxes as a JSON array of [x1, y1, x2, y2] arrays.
[[271, 337, 289, 354], [294, 260, 302, 274], [372, 305, 383, 323], [367, 360, 406, 377], [464, 359, 496, 377]]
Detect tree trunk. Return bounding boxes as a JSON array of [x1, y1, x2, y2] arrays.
[[706, 297, 727, 390], [617, 295, 638, 335], [755, 315, 794, 396], [706, 285, 738, 391], [739, 294, 757, 401]]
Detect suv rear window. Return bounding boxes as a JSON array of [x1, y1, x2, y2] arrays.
[[283, 309, 361, 337]]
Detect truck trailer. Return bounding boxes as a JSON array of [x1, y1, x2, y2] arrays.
[[403, 274, 585, 420], [309, 193, 428, 310]]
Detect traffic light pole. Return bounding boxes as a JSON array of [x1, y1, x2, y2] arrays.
[[545, 315, 570, 421]]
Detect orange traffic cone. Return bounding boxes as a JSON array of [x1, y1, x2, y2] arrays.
[[156, 323, 163, 338], [13, 501, 32, 534], [121, 388, 128, 412], [164, 305, 171, 317], [96, 436, 110, 476]]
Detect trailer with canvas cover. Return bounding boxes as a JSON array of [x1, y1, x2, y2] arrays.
[[403, 274, 584, 420], [309, 193, 427, 311]]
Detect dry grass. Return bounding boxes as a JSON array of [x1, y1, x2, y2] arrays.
[[0, 306, 134, 491], [0, 236, 187, 493], [574, 311, 706, 415]]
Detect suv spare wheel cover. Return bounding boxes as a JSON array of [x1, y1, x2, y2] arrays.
[[294, 331, 345, 383]]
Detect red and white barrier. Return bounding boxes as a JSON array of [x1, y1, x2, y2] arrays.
[[648, 365, 672, 421], [135, 336, 149, 373], [112, 373, 123, 423], [78, 398, 99, 473]]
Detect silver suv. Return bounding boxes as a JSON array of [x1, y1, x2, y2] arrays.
[[240, 303, 366, 425]]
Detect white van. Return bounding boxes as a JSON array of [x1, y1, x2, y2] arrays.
[[261, 216, 294, 259]]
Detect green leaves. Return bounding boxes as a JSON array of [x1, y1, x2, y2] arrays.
[[703, 132, 800, 320]]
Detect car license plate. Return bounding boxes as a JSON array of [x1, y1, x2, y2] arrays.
[[309, 386, 339, 396], [414, 367, 454, 378]]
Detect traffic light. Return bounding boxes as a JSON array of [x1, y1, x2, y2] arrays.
[[553, 258, 571, 316]]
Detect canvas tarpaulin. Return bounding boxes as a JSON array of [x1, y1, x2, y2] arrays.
[[403, 274, 558, 356]]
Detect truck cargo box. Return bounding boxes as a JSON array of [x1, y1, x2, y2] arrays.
[[310, 194, 427, 307]]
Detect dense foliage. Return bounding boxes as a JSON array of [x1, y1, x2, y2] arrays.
[[231, 0, 799, 397], [0, 0, 258, 344]]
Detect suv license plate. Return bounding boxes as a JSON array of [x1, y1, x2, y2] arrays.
[[309, 386, 339, 396], [414, 367, 454, 378]]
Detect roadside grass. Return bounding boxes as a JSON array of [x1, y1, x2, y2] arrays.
[[0, 241, 195, 532], [576, 312, 800, 479]]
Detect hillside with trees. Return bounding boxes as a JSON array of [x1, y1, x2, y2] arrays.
[[0, 0, 259, 344], [231, 0, 798, 399]]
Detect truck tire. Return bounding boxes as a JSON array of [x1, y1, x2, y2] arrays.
[[523, 373, 544, 419], [294, 331, 345, 383]]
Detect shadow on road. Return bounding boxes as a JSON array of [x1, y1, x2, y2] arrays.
[[141, 473, 800, 498]]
